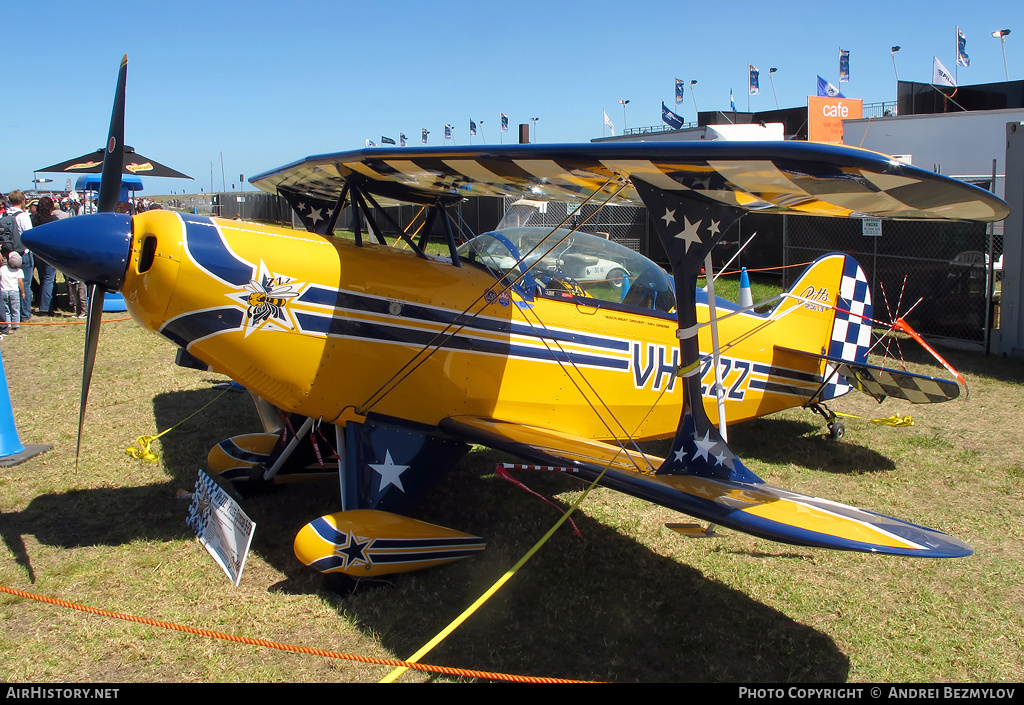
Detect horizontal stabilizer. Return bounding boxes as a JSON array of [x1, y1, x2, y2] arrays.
[[441, 415, 971, 558], [779, 347, 961, 404]]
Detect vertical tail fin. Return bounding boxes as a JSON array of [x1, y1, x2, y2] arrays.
[[771, 254, 873, 401]]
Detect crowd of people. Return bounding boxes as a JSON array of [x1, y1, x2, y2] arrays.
[[0, 189, 91, 337]]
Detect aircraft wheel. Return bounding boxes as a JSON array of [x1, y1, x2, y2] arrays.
[[234, 463, 276, 496], [829, 422, 845, 440], [608, 268, 626, 288]]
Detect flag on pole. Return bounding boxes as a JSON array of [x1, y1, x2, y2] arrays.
[[675, 78, 685, 105], [730, 89, 736, 111], [421, 128, 429, 144], [381, 136, 395, 145], [365, 139, 377, 147], [749, 65, 760, 95], [603, 109, 615, 135], [444, 124, 452, 140], [839, 49, 850, 82], [400, 133, 407, 147], [500, 113, 509, 132], [957, 27, 970, 67], [470, 120, 477, 136], [661, 102, 684, 130], [933, 56, 956, 86], [817, 75, 845, 98]]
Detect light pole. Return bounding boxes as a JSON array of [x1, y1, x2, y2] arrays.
[[530, 117, 539, 143], [993, 29, 1011, 81], [690, 80, 699, 115], [890, 46, 901, 109], [618, 99, 630, 131], [768, 68, 779, 109]]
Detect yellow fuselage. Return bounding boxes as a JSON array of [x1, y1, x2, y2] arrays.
[[125, 212, 833, 442]]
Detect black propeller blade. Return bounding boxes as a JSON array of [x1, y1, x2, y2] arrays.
[[77, 284, 107, 462], [97, 56, 127, 215], [76, 55, 127, 466]]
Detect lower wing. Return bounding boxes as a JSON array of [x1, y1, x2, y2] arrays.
[[440, 415, 971, 558]]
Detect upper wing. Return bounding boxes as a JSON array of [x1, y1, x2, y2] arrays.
[[250, 142, 1008, 222], [440, 415, 972, 558]]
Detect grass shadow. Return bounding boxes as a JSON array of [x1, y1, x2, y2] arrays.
[[6, 388, 853, 681]]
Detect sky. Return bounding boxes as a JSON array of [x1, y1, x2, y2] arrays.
[[2, 0, 1020, 195]]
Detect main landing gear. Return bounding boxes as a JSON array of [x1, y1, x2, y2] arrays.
[[807, 402, 845, 440]]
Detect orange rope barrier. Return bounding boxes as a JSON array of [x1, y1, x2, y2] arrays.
[[703, 260, 817, 278], [17, 316, 132, 326], [0, 584, 591, 683]]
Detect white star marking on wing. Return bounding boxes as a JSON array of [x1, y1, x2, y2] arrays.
[[307, 207, 324, 225], [661, 208, 677, 227], [369, 450, 409, 493], [673, 446, 686, 463], [692, 431, 717, 462], [714, 450, 728, 466], [675, 216, 703, 252], [707, 220, 721, 237]]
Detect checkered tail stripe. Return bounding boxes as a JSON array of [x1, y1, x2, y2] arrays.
[[821, 257, 873, 401]]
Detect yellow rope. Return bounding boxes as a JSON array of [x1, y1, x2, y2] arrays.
[[834, 411, 914, 427], [870, 413, 914, 427], [380, 464, 610, 682], [126, 388, 232, 461]]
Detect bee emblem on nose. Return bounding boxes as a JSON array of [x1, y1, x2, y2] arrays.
[[231, 260, 304, 335], [244, 275, 299, 325]]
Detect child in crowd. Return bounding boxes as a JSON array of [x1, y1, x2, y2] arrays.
[[1, 251, 25, 334]]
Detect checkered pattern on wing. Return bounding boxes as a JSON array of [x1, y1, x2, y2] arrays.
[[821, 257, 874, 401]]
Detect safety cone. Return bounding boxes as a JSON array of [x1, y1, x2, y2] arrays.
[[0, 349, 52, 467], [739, 267, 754, 310]]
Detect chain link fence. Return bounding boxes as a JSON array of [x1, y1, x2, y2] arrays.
[[494, 199, 1002, 347], [784, 214, 1001, 347]]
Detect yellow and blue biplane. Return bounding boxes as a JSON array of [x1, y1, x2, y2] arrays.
[[26, 57, 1010, 579]]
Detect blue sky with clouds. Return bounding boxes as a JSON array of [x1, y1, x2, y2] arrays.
[[2, 0, 1019, 194]]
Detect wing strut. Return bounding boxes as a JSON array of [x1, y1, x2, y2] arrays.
[[322, 181, 350, 237], [357, 187, 432, 261], [631, 178, 758, 482]]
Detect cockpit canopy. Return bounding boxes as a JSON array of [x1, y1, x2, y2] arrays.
[[457, 227, 676, 313]]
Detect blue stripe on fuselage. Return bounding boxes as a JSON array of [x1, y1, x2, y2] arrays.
[[293, 311, 629, 370], [180, 214, 256, 287], [161, 308, 246, 349], [298, 285, 630, 352]]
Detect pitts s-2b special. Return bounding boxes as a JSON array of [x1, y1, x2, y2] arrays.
[[26, 57, 1010, 578]]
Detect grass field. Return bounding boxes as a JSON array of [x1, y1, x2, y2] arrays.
[[0, 302, 1022, 683]]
